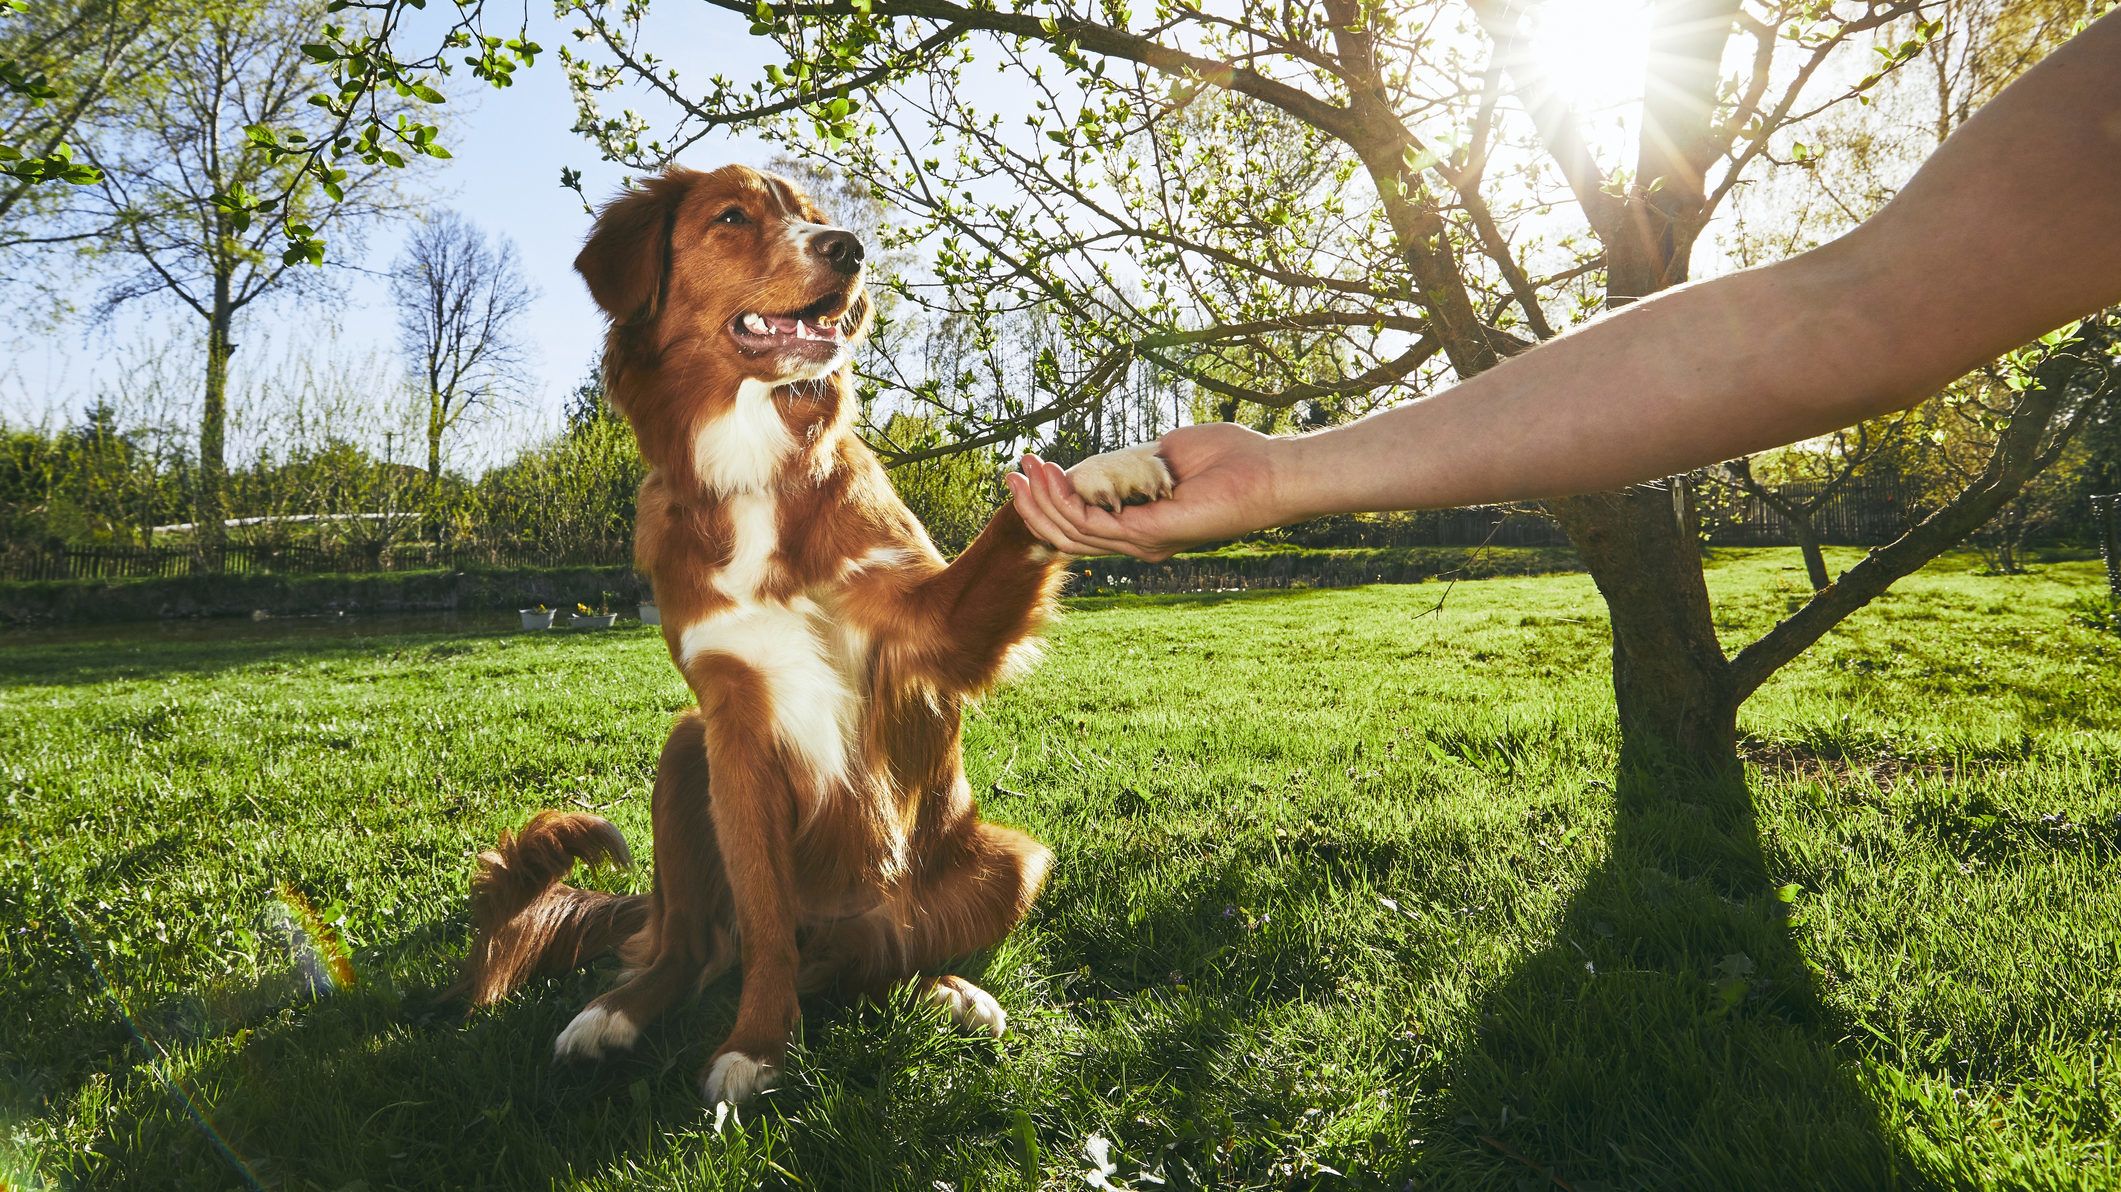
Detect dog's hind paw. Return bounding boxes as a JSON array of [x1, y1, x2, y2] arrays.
[[700, 1050, 779, 1106], [1067, 444, 1173, 513], [553, 1005, 638, 1062], [926, 974, 1007, 1039]]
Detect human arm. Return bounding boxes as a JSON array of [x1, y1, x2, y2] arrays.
[[1005, 10, 2121, 560]]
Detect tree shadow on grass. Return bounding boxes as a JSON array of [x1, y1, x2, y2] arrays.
[[64, 909, 1042, 1191], [1411, 757, 1915, 1189]]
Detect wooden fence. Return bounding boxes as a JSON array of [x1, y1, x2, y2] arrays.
[[0, 541, 632, 582], [1078, 548, 1582, 595], [1702, 474, 1928, 547]]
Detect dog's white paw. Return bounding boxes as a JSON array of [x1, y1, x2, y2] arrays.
[[1067, 444, 1173, 513], [553, 1005, 638, 1062], [926, 975, 1007, 1039], [700, 1050, 779, 1106]]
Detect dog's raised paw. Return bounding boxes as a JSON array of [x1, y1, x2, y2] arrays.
[[553, 1005, 638, 1062], [926, 974, 1007, 1039], [1066, 444, 1173, 513], [700, 1050, 779, 1106]]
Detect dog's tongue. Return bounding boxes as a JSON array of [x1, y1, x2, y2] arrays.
[[766, 315, 801, 335]]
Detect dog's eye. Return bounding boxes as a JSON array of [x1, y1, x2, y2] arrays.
[[714, 207, 748, 225]]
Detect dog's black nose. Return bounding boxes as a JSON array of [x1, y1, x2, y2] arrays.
[[813, 230, 865, 275]]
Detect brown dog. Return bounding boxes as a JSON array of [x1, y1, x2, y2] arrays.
[[450, 164, 1171, 1105]]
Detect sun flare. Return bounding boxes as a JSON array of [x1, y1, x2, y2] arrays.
[[1522, 0, 1653, 122]]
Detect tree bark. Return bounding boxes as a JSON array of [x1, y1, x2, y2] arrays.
[[196, 281, 235, 573], [1794, 522, 1832, 592], [426, 390, 445, 484], [426, 391, 446, 546]]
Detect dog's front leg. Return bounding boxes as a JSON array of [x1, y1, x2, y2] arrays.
[[692, 664, 802, 1107], [864, 449, 1175, 694], [861, 500, 1064, 696]]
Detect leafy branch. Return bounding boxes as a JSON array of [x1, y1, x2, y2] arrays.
[[229, 0, 540, 263]]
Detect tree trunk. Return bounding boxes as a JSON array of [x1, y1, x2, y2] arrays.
[[1553, 488, 1738, 776], [427, 391, 446, 545], [1794, 520, 1832, 592], [196, 292, 235, 573]]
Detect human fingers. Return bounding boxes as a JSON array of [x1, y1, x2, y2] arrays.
[[1023, 458, 1163, 558], [1006, 469, 1102, 555]]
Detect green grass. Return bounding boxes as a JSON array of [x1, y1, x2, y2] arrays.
[[3, 548, 2118, 1190]]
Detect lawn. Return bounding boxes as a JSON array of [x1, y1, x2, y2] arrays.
[[3, 549, 2118, 1190]]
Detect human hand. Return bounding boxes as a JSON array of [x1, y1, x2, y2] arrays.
[[1004, 422, 1293, 560]]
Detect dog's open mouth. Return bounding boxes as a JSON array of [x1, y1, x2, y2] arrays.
[[728, 293, 856, 358]]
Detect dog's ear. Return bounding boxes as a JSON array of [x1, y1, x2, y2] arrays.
[[575, 173, 687, 321]]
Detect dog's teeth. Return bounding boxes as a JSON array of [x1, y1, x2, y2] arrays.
[[742, 313, 769, 334], [794, 322, 820, 341]]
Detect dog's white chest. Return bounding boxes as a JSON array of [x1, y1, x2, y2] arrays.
[[678, 596, 864, 797], [712, 492, 779, 601]]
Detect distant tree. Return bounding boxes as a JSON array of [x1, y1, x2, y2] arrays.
[[1714, 418, 1924, 591], [0, 425, 60, 546], [0, 395, 188, 549], [387, 210, 535, 489], [475, 417, 642, 564], [2073, 399, 2121, 515], [84, 0, 417, 567], [60, 400, 148, 543], [217, 342, 424, 556], [562, 360, 615, 435]]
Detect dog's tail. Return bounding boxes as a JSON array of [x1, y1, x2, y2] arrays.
[[443, 810, 649, 1007]]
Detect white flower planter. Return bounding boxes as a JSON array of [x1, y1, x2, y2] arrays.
[[638, 602, 661, 626], [520, 608, 556, 630], [570, 613, 618, 631]]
